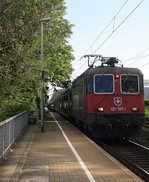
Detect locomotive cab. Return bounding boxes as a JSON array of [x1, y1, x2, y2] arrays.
[[84, 60, 144, 138]]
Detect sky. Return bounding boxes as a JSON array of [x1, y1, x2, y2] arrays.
[[64, 0, 149, 80]]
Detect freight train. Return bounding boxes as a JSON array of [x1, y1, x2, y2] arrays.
[[49, 55, 145, 139]]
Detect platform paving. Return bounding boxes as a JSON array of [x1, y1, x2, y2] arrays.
[[0, 125, 34, 182], [0, 112, 144, 182]]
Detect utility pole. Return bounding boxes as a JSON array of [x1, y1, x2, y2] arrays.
[[40, 18, 50, 132]]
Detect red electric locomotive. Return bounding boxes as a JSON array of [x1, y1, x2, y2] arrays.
[[50, 55, 145, 139]]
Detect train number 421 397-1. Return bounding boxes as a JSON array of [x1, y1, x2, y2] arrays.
[[110, 107, 126, 111]]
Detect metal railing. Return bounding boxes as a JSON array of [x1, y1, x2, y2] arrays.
[[0, 111, 28, 158]]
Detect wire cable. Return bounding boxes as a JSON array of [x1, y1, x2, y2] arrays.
[[74, 1, 130, 78], [128, 54, 149, 67], [82, 0, 129, 56], [71, 59, 88, 79], [72, 0, 145, 80], [140, 62, 149, 68], [122, 47, 149, 63], [93, 0, 145, 53]]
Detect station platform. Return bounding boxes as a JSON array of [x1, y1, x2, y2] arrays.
[[0, 112, 144, 182]]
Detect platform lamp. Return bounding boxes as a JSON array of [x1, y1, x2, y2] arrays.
[[40, 17, 50, 132]]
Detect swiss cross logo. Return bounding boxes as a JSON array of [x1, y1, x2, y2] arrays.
[[114, 97, 122, 106]]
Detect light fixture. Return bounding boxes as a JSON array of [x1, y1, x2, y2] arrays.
[[131, 107, 139, 112], [115, 74, 120, 79], [97, 107, 104, 112]]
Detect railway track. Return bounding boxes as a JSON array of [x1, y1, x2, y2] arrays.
[[95, 139, 149, 181], [143, 118, 149, 129]]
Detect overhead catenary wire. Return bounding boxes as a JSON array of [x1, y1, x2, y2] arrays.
[[121, 47, 149, 68], [125, 53, 149, 65], [82, 0, 129, 56], [122, 47, 149, 63], [73, 1, 129, 79], [126, 54, 149, 67], [71, 59, 82, 67], [72, 0, 145, 80], [71, 59, 87, 79], [93, 0, 145, 53], [139, 62, 149, 68], [120, 47, 149, 69]]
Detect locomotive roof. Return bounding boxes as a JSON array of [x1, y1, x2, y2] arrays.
[[82, 66, 143, 75]]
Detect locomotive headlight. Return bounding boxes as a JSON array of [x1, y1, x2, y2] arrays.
[[131, 107, 139, 112], [97, 107, 104, 112], [115, 74, 120, 79]]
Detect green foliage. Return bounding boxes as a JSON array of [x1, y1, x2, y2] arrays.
[[145, 100, 149, 107], [0, 0, 74, 121], [145, 107, 149, 118], [145, 101, 149, 118]]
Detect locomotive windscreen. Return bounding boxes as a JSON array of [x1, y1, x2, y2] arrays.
[[121, 75, 139, 94], [94, 75, 114, 94]]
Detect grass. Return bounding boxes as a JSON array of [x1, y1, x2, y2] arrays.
[[145, 113, 149, 118], [145, 106, 149, 118]]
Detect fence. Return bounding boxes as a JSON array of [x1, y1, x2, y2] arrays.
[[0, 111, 28, 158]]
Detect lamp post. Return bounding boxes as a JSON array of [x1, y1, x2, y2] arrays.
[[40, 17, 50, 132]]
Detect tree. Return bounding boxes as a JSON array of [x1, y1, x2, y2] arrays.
[[0, 0, 74, 121]]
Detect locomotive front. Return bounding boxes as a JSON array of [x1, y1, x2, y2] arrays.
[[82, 57, 145, 139]]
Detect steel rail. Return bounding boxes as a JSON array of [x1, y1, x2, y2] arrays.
[[95, 140, 149, 182]]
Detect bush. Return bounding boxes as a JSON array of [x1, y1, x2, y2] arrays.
[[0, 94, 36, 122], [145, 100, 149, 107]]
